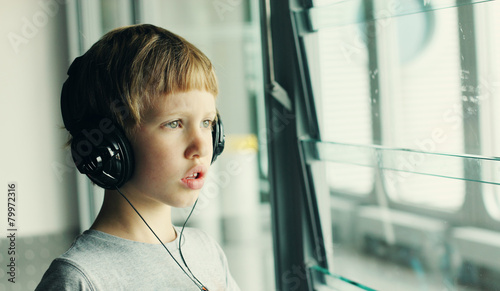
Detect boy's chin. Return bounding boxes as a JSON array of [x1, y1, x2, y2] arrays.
[[173, 191, 201, 209]]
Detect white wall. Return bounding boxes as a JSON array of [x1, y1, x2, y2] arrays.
[[0, 0, 79, 237]]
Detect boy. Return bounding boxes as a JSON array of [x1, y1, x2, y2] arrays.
[[36, 24, 240, 290]]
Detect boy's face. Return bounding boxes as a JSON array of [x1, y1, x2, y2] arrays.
[[124, 90, 217, 208]]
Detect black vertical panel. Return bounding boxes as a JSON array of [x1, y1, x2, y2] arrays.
[[289, 2, 329, 273], [260, 0, 310, 289]]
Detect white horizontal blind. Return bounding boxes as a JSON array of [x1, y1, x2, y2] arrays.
[[318, 18, 374, 195], [317, 6, 374, 195]]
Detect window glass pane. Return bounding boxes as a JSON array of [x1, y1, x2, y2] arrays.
[[314, 1, 479, 208], [306, 0, 500, 290], [308, 159, 500, 291]]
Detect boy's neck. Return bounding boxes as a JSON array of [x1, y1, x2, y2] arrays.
[[90, 189, 176, 244]]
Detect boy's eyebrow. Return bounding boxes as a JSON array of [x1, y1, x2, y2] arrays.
[[149, 110, 217, 121]]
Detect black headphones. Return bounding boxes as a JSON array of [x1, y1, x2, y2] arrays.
[[61, 57, 225, 189]]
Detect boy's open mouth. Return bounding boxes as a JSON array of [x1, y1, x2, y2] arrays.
[[181, 165, 207, 190], [185, 173, 200, 179]]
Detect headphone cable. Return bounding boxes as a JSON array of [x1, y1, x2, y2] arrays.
[[178, 198, 205, 288], [114, 186, 208, 291]]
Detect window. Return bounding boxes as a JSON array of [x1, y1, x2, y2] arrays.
[[264, 0, 500, 290]]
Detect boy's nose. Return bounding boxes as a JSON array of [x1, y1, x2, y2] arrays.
[[184, 128, 212, 160]]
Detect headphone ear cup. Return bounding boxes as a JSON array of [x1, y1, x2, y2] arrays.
[[70, 121, 134, 189], [211, 114, 225, 164]]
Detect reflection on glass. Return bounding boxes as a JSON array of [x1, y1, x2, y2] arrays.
[[310, 265, 377, 291], [303, 139, 500, 183], [307, 0, 493, 30], [309, 162, 500, 291]]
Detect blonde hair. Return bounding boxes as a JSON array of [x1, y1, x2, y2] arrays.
[[64, 24, 218, 137]]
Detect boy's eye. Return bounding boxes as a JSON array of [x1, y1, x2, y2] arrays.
[[164, 120, 180, 129], [202, 120, 213, 129]]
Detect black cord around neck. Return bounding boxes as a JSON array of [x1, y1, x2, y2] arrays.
[[179, 198, 205, 288], [115, 186, 208, 291]]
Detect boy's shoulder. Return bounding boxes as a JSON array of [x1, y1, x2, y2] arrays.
[[35, 230, 120, 290], [59, 229, 133, 263]]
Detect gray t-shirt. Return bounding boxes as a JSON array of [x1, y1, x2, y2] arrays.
[[35, 227, 240, 290]]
